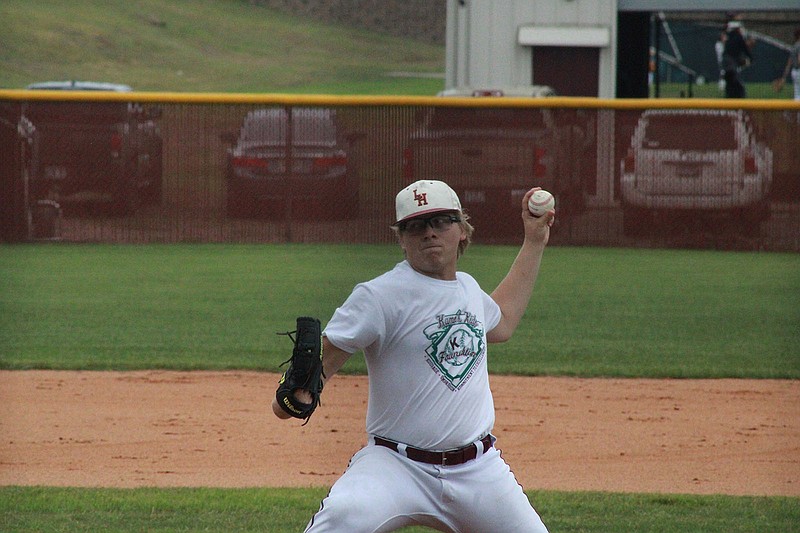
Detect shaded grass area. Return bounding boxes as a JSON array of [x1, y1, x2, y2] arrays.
[[1, 244, 798, 378], [1, 486, 797, 533]]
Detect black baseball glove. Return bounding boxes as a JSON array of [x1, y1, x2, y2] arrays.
[[275, 316, 324, 423]]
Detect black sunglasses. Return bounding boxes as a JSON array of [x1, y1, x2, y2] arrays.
[[398, 214, 461, 235]]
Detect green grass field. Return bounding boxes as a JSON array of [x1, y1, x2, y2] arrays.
[[654, 81, 795, 100], [1, 244, 798, 378], [1, 486, 798, 533], [0, 0, 445, 94]]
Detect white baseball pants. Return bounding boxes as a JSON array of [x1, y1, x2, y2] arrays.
[[304, 440, 549, 533]]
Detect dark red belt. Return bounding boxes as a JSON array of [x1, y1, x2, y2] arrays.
[[374, 434, 493, 466]]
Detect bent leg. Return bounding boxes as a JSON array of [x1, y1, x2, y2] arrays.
[[305, 445, 453, 533], [444, 448, 549, 533]]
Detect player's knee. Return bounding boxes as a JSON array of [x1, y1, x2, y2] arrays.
[[308, 448, 409, 530], [309, 494, 396, 532]]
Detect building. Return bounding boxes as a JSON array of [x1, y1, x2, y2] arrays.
[[444, 0, 800, 97]]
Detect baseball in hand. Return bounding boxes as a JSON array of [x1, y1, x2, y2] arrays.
[[272, 389, 313, 419], [272, 397, 292, 419], [527, 189, 555, 217]]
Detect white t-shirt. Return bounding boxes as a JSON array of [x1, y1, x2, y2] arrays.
[[324, 260, 502, 451]]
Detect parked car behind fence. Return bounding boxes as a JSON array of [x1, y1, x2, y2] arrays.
[[223, 107, 361, 220], [23, 81, 163, 216], [402, 86, 591, 238], [620, 109, 773, 236]]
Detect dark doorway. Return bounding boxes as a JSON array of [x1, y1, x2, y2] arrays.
[[616, 11, 650, 98], [532, 46, 599, 96]]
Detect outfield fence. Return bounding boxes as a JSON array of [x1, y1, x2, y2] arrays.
[[1, 92, 798, 251]]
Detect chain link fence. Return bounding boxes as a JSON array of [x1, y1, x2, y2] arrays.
[[2, 93, 798, 251]]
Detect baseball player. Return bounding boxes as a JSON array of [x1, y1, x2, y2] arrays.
[[722, 20, 754, 99], [273, 180, 553, 532], [773, 27, 800, 101]]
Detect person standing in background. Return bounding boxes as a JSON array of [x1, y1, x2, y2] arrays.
[[715, 29, 727, 93], [722, 20, 753, 99], [774, 27, 800, 101]]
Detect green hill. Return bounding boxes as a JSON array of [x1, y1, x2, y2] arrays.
[[0, 0, 445, 94]]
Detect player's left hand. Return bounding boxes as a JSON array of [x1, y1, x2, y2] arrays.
[[274, 317, 324, 424]]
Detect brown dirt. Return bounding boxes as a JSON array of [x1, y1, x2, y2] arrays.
[[1, 371, 798, 496]]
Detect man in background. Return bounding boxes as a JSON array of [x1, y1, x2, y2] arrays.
[[722, 20, 754, 98], [774, 27, 800, 101], [715, 29, 727, 93]]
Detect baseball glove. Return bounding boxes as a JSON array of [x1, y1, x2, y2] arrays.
[[275, 316, 324, 423]]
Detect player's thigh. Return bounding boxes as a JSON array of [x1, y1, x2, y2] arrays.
[[305, 446, 441, 533], [449, 448, 549, 533]]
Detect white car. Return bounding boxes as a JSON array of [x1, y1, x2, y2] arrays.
[[620, 109, 772, 235]]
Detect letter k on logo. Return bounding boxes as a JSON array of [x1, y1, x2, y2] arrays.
[[413, 189, 428, 206]]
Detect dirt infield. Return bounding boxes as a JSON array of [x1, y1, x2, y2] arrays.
[[1, 371, 798, 496]]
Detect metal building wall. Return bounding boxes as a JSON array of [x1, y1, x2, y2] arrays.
[[445, 0, 618, 97]]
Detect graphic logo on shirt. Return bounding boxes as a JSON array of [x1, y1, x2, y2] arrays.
[[422, 310, 485, 391]]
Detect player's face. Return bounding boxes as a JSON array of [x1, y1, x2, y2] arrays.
[[398, 212, 466, 281]]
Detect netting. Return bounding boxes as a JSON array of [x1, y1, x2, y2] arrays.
[[1, 94, 798, 251]]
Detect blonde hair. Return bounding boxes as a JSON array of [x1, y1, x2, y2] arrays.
[[457, 212, 474, 257]]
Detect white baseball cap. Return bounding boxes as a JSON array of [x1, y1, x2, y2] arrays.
[[395, 180, 462, 224]]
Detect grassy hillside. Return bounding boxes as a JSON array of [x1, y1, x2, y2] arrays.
[[0, 0, 445, 94]]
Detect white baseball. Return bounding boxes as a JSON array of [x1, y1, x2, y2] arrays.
[[527, 190, 555, 217]]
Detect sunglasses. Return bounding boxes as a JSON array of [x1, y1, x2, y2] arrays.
[[398, 214, 461, 235]]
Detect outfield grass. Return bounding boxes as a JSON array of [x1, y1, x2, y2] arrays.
[[652, 81, 794, 100], [1, 486, 797, 533], [0, 0, 445, 94], [1, 244, 798, 378]]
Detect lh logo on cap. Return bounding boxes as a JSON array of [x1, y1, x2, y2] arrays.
[[413, 189, 428, 207]]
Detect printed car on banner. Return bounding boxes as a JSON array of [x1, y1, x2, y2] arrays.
[[23, 81, 164, 216], [223, 107, 361, 219], [402, 86, 593, 239], [620, 109, 773, 236]]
